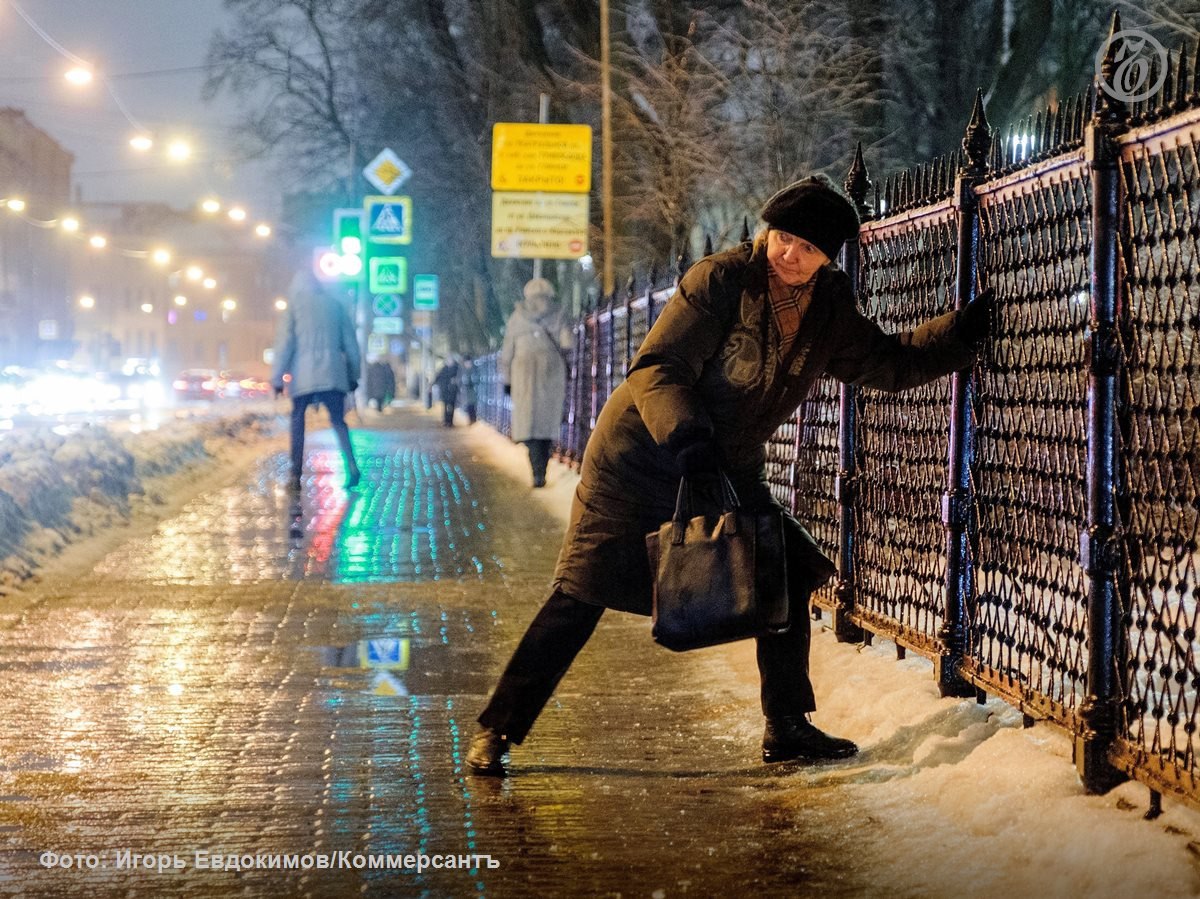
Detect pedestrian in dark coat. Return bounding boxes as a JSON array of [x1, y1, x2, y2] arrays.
[[270, 271, 362, 491], [467, 175, 994, 776], [433, 357, 461, 427]]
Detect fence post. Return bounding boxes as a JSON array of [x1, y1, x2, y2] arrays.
[[1076, 11, 1129, 794], [936, 89, 991, 698], [831, 144, 870, 643], [624, 271, 636, 372]]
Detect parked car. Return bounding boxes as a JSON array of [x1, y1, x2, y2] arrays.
[[172, 368, 219, 401]]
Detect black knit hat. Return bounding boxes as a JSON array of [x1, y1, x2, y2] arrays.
[[760, 174, 860, 261]]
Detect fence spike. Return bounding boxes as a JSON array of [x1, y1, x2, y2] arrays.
[[961, 88, 992, 173], [1156, 51, 1174, 115], [1192, 39, 1200, 105], [740, 216, 750, 243], [648, 262, 659, 289], [1095, 11, 1128, 123], [1061, 97, 1076, 145], [1032, 111, 1044, 158], [873, 180, 881, 218], [1176, 45, 1189, 111], [1051, 102, 1064, 151], [703, 233, 714, 257], [1044, 104, 1056, 151], [844, 142, 872, 217], [931, 157, 942, 196]]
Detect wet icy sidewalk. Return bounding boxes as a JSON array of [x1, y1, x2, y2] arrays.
[[0, 404, 875, 897]]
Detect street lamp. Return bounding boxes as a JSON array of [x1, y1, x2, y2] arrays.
[[89, 234, 107, 249], [202, 277, 216, 290], [200, 198, 221, 214], [4, 198, 26, 212], [227, 206, 247, 223], [221, 298, 237, 311], [78, 295, 95, 309], [151, 248, 171, 266], [166, 139, 191, 162], [129, 135, 153, 152], [60, 216, 80, 232], [64, 66, 93, 86], [173, 295, 187, 306], [140, 303, 153, 314], [254, 223, 272, 238], [274, 298, 288, 311]]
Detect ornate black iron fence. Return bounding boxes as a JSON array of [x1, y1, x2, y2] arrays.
[[471, 16, 1200, 813]]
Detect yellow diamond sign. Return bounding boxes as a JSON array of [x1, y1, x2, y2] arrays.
[[363, 148, 412, 195]]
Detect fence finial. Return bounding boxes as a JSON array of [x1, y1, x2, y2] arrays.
[[1156, 51, 1175, 115], [676, 240, 691, 281], [844, 143, 872, 219], [740, 216, 751, 243], [1176, 46, 1189, 112], [703, 233, 714, 257], [1192, 40, 1200, 105], [961, 88, 992, 173], [1094, 11, 1128, 123]]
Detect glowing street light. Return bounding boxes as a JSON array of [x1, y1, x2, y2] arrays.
[[202, 277, 217, 290], [274, 298, 288, 311], [4, 198, 26, 212], [140, 303, 154, 314], [60, 216, 80, 232], [129, 135, 153, 152], [227, 206, 247, 223], [64, 66, 93, 86], [151, 248, 171, 266], [173, 295, 188, 306], [200, 198, 221, 214], [166, 139, 191, 162], [78, 294, 96, 309], [185, 265, 203, 281], [221, 298, 237, 311], [89, 234, 107, 249], [254, 223, 272, 238]]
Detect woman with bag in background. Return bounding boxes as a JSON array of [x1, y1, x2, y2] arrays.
[[467, 175, 994, 776], [500, 277, 572, 487]]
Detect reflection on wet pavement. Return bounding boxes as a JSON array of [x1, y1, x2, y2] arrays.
[[0, 408, 871, 897], [93, 428, 498, 585]]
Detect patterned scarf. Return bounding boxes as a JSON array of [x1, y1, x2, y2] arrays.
[[767, 268, 816, 359]]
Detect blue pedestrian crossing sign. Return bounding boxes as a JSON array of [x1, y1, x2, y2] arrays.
[[364, 195, 413, 245]]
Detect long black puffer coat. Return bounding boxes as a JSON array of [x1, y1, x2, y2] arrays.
[[552, 241, 976, 615]]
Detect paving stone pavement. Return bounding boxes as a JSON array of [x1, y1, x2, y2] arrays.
[[0, 405, 878, 898]]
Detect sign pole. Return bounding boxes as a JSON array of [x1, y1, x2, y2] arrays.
[[532, 93, 550, 281], [601, 0, 614, 296]]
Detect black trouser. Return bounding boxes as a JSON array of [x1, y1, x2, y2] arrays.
[[290, 390, 357, 479], [526, 439, 552, 483], [477, 584, 815, 744]]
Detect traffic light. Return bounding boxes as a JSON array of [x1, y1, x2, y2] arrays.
[[329, 208, 364, 280]]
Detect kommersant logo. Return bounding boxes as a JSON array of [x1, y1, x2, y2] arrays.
[[1095, 29, 1169, 104]]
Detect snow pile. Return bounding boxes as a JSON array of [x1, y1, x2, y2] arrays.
[[0, 411, 279, 588]]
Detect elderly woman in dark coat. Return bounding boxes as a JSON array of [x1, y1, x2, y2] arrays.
[[467, 175, 993, 776]]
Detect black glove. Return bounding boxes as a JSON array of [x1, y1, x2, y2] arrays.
[[503, 384, 512, 396], [676, 440, 721, 477], [273, 386, 283, 399], [956, 287, 995, 349]]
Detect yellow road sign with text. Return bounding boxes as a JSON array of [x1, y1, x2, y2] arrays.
[[491, 123, 592, 193], [491, 192, 589, 260]]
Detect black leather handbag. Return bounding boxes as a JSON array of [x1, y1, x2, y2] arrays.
[[645, 473, 790, 652]]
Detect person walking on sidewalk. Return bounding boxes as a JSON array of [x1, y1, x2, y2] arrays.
[[271, 271, 363, 491], [433, 356, 461, 427], [467, 175, 994, 776], [460, 358, 479, 425], [500, 277, 571, 488]]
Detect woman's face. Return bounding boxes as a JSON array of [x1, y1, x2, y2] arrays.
[[766, 229, 830, 286]]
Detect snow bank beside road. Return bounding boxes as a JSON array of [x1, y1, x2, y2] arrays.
[[0, 411, 280, 589]]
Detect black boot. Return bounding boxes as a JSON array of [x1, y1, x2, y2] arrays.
[[762, 716, 858, 763], [465, 727, 510, 776]]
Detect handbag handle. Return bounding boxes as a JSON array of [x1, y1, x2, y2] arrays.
[[671, 471, 741, 544]]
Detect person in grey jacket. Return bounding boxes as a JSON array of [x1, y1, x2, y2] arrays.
[[271, 271, 362, 490], [500, 278, 572, 487]]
